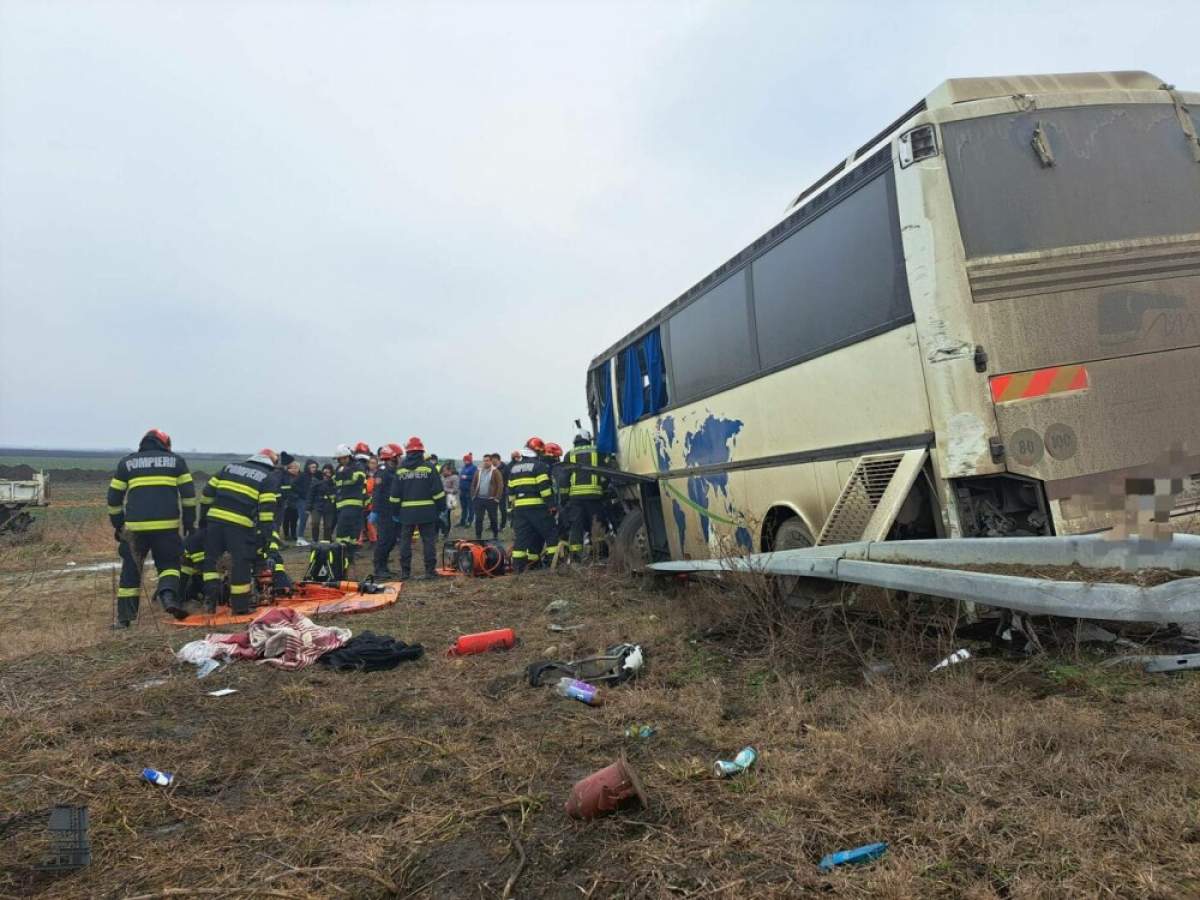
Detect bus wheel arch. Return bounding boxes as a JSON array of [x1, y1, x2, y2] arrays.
[[761, 504, 817, 552], [760, 506, 835, 607]]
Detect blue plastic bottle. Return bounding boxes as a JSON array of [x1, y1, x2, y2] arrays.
[[142, 768, 174, 787], [818, 842, 888, 872]]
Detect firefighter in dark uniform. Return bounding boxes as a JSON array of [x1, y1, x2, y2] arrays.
[[333, 442, 368, 568], [107, 428, 195, 625], [199, 449, 282, 614], [564, 432, 607, 563], [180, 526, 207, 605], [507, 437, 558, 573], [371, 443, 402, 579], [541, 442, 567, 567], [389, 437, 446, 579], [258, 452, 294, 592]]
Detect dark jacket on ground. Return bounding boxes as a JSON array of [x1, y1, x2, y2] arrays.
[[389, 452, 447, 524], [107, 433, 196, 533]]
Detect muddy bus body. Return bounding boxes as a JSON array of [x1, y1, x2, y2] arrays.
[[586, 71, 1200, 563]]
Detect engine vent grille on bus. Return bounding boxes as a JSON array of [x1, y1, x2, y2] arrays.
[[816, 449, 929, 546]]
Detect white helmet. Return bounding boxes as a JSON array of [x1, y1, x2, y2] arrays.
[[334, 443, 352, 458]]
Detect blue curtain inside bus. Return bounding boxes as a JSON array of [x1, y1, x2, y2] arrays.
[[644, 329, 668, 413], [618, 328, 668, 426], [596, 362, 618, 455], [619, 344, 645, 425]]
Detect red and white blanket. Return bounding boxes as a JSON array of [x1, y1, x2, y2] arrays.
[[182, 607, 351, 671]]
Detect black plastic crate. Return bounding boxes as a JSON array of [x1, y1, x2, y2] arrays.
[[39, 805, 90, 871]]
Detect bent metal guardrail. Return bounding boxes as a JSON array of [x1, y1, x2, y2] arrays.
[[648, 535, 1200, 625]]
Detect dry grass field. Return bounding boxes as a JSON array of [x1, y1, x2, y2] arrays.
[[3, 484, 1200, 898]]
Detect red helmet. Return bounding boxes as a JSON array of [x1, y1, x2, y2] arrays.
[[353, 441, 371, 455], [379, 445, 399, 461], [387, 442, 404, 456], [525, 436, 545, 453], [257, 448, 280, 465], [545, 442, 563, 459], [144, 428, 172, 449], [405, 436, 425, 453]]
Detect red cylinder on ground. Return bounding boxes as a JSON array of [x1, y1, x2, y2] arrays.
[[564, 755, 648, 820], [448, 628, 516, 656]]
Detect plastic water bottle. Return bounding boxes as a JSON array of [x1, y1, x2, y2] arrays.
[[713, 746, 758, 778], [624, 724, 656, 739], [555, 677, 603, 706], [142, 768, 174, 787], [818, 842, 888, 872]]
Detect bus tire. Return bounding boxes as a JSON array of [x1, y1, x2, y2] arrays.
[[611, 508, 650, 574], [771, 517, 835, 608]]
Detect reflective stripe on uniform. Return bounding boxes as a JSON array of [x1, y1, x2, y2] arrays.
[[511, 550, 527, 559], [126, 519, 181, 531], [401, 499, 435, 507], [117, 587, 140, 598], [203, 572, 221, 582], [177, 473, 193, 485], [157, 568, 180, 579], [208, 508, 255, 528], [260, 492, 279, 504], [107, 505, 124, 514], [229, 583, 251, 595], [513, 497, 545, 507], [212, 478, 261, 502], [181, 565, 196, 576], [110, 478, 128, 491], [128, 475, 178, 489], [181, 498, 197, 507], [336, 499, 365, 508]]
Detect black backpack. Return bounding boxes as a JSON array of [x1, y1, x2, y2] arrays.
[[305, 542, 346, 582], [318, 632, 424, 672]]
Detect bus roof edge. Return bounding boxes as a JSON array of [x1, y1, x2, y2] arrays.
[[925, 70, 1164, 109]]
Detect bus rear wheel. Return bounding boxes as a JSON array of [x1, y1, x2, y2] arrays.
[[771, 517, 834, 608], [611, 508, 650, 574]]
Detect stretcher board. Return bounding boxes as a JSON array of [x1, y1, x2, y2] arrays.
[[170, 581, 402, 627]]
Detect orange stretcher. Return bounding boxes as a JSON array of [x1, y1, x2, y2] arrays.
[[170, 581, 402, 627]]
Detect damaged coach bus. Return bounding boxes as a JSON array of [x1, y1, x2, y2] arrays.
[[587, 71, 1200, 568]]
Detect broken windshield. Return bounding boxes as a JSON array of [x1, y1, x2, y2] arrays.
[[944, 104, 1200, 258]]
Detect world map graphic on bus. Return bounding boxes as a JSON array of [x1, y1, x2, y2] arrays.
[[655, 413, 753, 552]]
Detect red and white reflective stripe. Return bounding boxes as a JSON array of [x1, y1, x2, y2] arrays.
[[990, 364, 1089, 404]]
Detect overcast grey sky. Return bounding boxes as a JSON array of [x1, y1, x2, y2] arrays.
[[1, 0, 1196, 457]]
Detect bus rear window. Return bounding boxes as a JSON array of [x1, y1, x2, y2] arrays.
[[944, 104, 1200, 258]]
